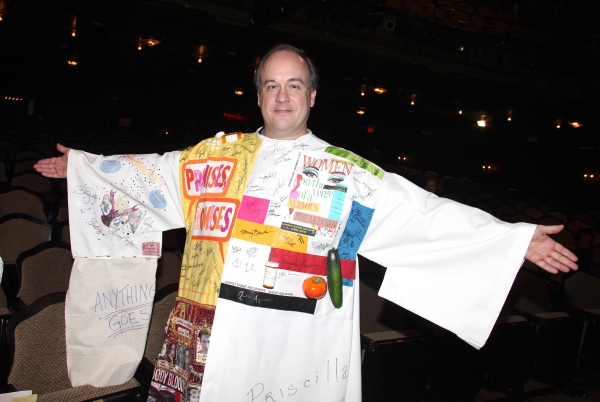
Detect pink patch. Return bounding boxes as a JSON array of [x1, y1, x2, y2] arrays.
[[238, 196, 270, 224]]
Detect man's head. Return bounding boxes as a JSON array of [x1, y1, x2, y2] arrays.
[[255, 44, 319, 140]]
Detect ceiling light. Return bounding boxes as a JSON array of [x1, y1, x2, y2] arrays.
[[458, 110, 463, 114], [71, 29, 76, 37], [356, 109, 365, 115], [67, 59, 78, 66], [477, 119, 486, 127], [141, 38, 160, 46], [568, 121, 583, 128], [372, 87, 386, 94], [234, 89, 244, 95]]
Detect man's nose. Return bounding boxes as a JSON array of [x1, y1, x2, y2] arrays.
[[276, 89, 290, 102]]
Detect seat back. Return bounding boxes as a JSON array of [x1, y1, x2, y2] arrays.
[[7, 292, 72, 395], [509, 271, 554, 314], [563, 272, 600, 310], [10, 172, 55, 202], [0, 188, 47, 221], [16, 241, 73, 308], [0, 214, 52, 264], [7, 292, 144, 400], [156, 247, 182, 292], [144, 283, 178, 362]]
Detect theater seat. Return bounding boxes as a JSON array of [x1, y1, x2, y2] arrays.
[[5, 292, 145, 401], [507, 270, 583, 397]]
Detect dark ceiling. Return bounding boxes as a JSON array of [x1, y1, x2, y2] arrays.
[[1, 0, 599, 200]]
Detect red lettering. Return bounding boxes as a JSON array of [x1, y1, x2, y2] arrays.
[[214, 164, 223, 188], [185, 169, 194, 191], [221, 165, 231, 189]]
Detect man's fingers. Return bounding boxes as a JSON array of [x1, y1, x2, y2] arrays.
[[542, 224, 565, 235], [56, 143, 70, 154]]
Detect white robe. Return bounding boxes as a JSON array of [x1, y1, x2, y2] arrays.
[[65, 130, 535, 400]]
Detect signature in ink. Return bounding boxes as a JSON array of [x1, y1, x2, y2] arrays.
[[232, 258, 256, 273], [246, 184, 267, 193], [353, 170, 366, 179], [263, 144, 290, 161], [240, 228, 273, 238], [311, 241, 330, 254], [258, 172, 277, 183], [245, 247, 258, 258], [267, 208, 281, 218], [142, 215, 154, 229], [276, 270, 299, 279], [274, 157, 291, 165], [230, 245, 242, 253], [73, 186, 99, 204], [351, 209, 369, 227], [293, 143, 309, 150], [282, 234, 296, 248], [268, 178, 286, 198]]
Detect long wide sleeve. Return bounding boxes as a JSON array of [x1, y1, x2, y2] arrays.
[[64, 150, 185, 387], [358, 172, 535, 348]]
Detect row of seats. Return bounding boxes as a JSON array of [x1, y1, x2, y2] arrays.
[[0, 238, 183, 395], [359, 258, 600, 401], [389, 166, 600, 274], [2, 283, 178, 400]]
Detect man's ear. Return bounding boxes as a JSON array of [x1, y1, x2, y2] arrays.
[[257, 92, 261, 107], [310, 90, 316, 107]]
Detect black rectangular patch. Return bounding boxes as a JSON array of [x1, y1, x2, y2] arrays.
[[219, 283, 317, 314]]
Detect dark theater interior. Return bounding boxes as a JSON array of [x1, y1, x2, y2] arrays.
[[0, 0, 599, 400]]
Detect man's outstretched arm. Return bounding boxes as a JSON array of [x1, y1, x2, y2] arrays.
[[33, 143, 71, 178], [526, 224, 578, 274]]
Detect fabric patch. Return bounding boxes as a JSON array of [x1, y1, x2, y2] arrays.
[[275, 230, 309, 253], [142, 242, 160, 256], [232, 219, 278, 246], [191, 198, 239, 242], [181, 157, 237, 198], [238, 195, 270, 224], [219, 283, 317, 314], [338, 201, 375, 260], [269, 248, 356, 280], [324, 147, 384, 179]]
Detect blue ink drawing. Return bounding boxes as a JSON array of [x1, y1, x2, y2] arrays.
[[149, 189, 167, 209], [99, 160, 122, 173]]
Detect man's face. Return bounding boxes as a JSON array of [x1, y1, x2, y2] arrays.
[[257, 50, 316, 140], [425, 180, 436, 193], [201, 334, 210, 351]]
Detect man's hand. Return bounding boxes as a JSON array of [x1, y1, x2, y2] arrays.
[[525, 225, 578, 274], [33, 143, 71, 178]]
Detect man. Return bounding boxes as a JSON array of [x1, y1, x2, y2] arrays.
[[35, 43, 577, 401]]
